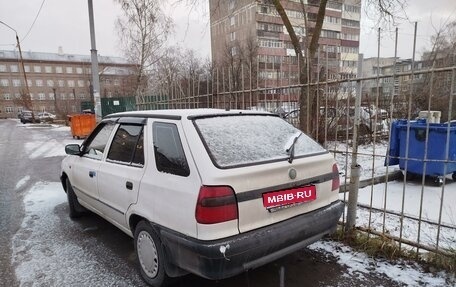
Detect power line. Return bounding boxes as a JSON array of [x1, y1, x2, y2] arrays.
[[21, 0, 46, 42]]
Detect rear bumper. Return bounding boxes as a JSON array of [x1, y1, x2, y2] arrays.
[[160, 200, 344, 280]]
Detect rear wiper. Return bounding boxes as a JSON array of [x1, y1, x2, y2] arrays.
[[285, 132, 303, 164]]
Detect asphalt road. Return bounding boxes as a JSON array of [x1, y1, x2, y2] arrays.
[[0, 119, 406, 287]]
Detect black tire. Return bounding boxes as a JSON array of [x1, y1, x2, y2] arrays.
[[452, 172, 456, 181], [134, 221, 171, 287], [404, 172, 416, 181], [433, 177, 444, 187], [65, 178, 85, 219]]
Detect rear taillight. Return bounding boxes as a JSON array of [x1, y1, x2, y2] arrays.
[[195, 186, 238, 224], [332, 164, 340, 191]]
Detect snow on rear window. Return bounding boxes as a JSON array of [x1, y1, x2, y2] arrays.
[[195, 115, 325, 167]]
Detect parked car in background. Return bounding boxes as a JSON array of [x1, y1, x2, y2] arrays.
[[19, 111, 38, 124], [37, 112, 56, 123], [61, 109, 343, 286]]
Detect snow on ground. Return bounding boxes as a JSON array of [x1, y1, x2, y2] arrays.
[[13, 182, 454, 287], [333, 140, 456, 252], [329, 140, 392, 181], [308, 240, 454, 287], [340, 181, 456, 250], [11, 182, 140, 286], [23, 125, 83, 159]]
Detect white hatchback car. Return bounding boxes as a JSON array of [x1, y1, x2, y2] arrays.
[[61, 109, 343, 286]]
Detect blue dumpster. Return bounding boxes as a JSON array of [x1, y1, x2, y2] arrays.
[[386, 119, 456, 182]]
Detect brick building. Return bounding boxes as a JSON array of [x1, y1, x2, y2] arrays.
[[209, 0, 361, 108], [0, 49, 137, 119]]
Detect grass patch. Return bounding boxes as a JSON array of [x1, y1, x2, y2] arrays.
[[331, 227, 456, 274]]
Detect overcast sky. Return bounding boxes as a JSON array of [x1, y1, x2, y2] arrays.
[[0, 0, 455, 61]]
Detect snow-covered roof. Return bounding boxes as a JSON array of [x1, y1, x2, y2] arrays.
[[0, 49, 130, 65], [108, 108, 272, 119], [102, 66, 135, 75]]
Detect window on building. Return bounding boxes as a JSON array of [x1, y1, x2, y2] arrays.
[[10, 65, 19, 73], [79, 93, 86, 99], [341, 33, 359, 41], [342, 19, 360, 27], [259, 39, 283, 48], [49, 93, 55, 100], [0, 64, 6, 72], [61, 93, 66, 100], [38, 93, 46, 100], [45, 66, 52, 73], [30, 93, 34, 100], [6, 107, 13, 113], [3, 94, 11, 100], [34, 66, 42, 73], [114, 79, 120, 86], [58, 80, 65, 87], [231, 46, 238, 56], [321, 30, 340, 39], [56, 66, 63, 73], [27, 79, 33, 87], [0, 79, 9, 87], [324, 16, 340, 24], [230, 31, 236, 41], [66, 67, 73, 74], [76, 67, 83, 74], [344, 4, 361, 13], [327, 1, 343, 10], [47, 80, 54, 87], [24, 65, 30, 73], [77, 80, 84, 87], [12, 79, 21, 87], [68, 80, 75, 87], [36, 79, 43, 87], [228, 0, 235, 10], [230, 16, 235, 26]]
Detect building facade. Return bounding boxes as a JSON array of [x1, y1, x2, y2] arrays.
[[209, 0, 361, 108], [0, 50, 137, 119]]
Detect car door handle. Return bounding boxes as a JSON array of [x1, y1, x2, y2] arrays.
[[126, 181, 133, 190], [89, 171, 96, 178]]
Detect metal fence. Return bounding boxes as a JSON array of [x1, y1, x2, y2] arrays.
[[141, 26, 456, 260]]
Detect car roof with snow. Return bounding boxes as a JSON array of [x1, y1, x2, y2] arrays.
[[104, 109, 274, 121]]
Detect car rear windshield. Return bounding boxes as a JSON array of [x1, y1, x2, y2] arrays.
[[194, 115, 326, 168]]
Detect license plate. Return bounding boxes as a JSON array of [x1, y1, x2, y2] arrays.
[[262, 185, 317, 210]]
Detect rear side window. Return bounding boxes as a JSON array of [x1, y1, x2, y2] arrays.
[[153, 122, 189, 177], [107, 124, 144, 167], [194, 115, 325, 168]]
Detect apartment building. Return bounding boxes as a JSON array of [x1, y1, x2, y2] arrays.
[[0, 49, 136, 119], [209, 0, 361, 107]]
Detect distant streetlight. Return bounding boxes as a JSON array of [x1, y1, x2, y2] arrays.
[[0, 20, 35, 121]]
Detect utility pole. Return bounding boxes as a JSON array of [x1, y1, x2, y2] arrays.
[[0, 21, 34, 121], [87, 0, 102, 122]]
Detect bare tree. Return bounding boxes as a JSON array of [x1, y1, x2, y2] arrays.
[[116, 0, 173, 108], [271, 0, 408, 137], [414, 20, 456, 122]]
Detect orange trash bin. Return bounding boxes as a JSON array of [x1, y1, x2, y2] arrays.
[[69, 114, 96, 139]]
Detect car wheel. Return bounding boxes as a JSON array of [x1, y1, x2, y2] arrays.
[[65, 178, 85, 219], [453, 172, 456, 181], [134, 221, 171, 287]]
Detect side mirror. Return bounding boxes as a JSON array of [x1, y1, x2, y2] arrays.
[[65, 144, 81, 155]]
